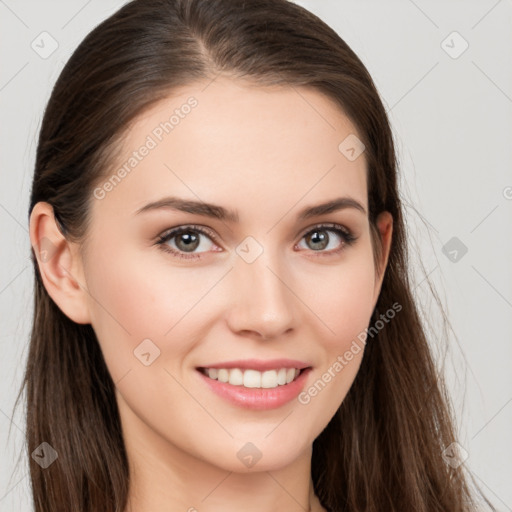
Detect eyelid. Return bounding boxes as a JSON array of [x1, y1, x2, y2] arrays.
[[158, 223, 218, 241], [155, 222, 357, 259], [157, 222, 353, 245], [296, 221, 352, 240]]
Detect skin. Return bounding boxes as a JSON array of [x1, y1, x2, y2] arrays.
[[30, 76, 392, 512]]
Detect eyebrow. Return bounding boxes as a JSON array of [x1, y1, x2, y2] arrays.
[[134, 195, 367, 221]]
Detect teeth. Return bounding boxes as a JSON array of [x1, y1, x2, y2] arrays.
[[229, 368, 244, 386], [277, 368, 287, 385], [244, 369, 261, 388], [217, 369, 229, 383], [202, 367, 302, 388]]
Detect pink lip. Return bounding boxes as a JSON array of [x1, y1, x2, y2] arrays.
[[196, 366, 312, 410], [196, 358, 311, 371]]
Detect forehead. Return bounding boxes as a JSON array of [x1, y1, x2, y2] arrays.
[[93, 76, 368, 222]]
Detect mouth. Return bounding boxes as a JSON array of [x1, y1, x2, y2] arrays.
[[194, 358, 313, 409], [197, 366, 308, 389]]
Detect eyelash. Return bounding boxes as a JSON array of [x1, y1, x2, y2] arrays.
[[155, 223, 357, 260]]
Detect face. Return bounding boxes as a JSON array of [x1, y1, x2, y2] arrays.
[[68, 77, 392, 472]]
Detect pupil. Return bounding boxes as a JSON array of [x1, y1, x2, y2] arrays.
[[177, 231, 199, 252], [309, 230, 328, 250]]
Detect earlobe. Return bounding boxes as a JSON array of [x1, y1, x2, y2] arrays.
[[29, 202, 91, 324]]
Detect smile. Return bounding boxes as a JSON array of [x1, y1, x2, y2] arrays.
[[198, 367, 303, 389]]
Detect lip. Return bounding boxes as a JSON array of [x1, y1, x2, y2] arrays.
[[196, 358, 311, 372], [196, 365, 312, 411]]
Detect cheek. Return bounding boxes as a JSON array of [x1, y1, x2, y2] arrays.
[[298, 250, 377, 350], [84, 241, 228, 377], [296, 256, 376, 431]]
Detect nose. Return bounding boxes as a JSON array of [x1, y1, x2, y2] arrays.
[[225, 248, 297, 340]]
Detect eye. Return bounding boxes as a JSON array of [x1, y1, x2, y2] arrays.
[[155, 222, 357, 261], [295, 223, 356, 256], [156, 225, 220, 260]]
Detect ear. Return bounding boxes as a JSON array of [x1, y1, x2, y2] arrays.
[[29, 202, 91, 324], [371, 211, 393, 307]]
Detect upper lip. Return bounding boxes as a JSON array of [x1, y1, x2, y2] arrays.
[[197, 358, 311, 371]]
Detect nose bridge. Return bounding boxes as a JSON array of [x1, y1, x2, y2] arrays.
[[227, 240, 295, 338]]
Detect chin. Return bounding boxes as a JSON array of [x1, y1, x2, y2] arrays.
[[202, 432, 314, 473]]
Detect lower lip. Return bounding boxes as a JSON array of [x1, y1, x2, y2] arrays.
[[196, 368, 312, 410]]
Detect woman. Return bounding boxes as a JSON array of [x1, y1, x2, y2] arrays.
[[19, 0, 492, 510]]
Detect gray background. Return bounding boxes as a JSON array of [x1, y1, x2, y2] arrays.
[[1, 0, 511, 510]]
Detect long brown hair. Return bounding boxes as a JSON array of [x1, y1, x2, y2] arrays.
[[16, 0, 492, 510]]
